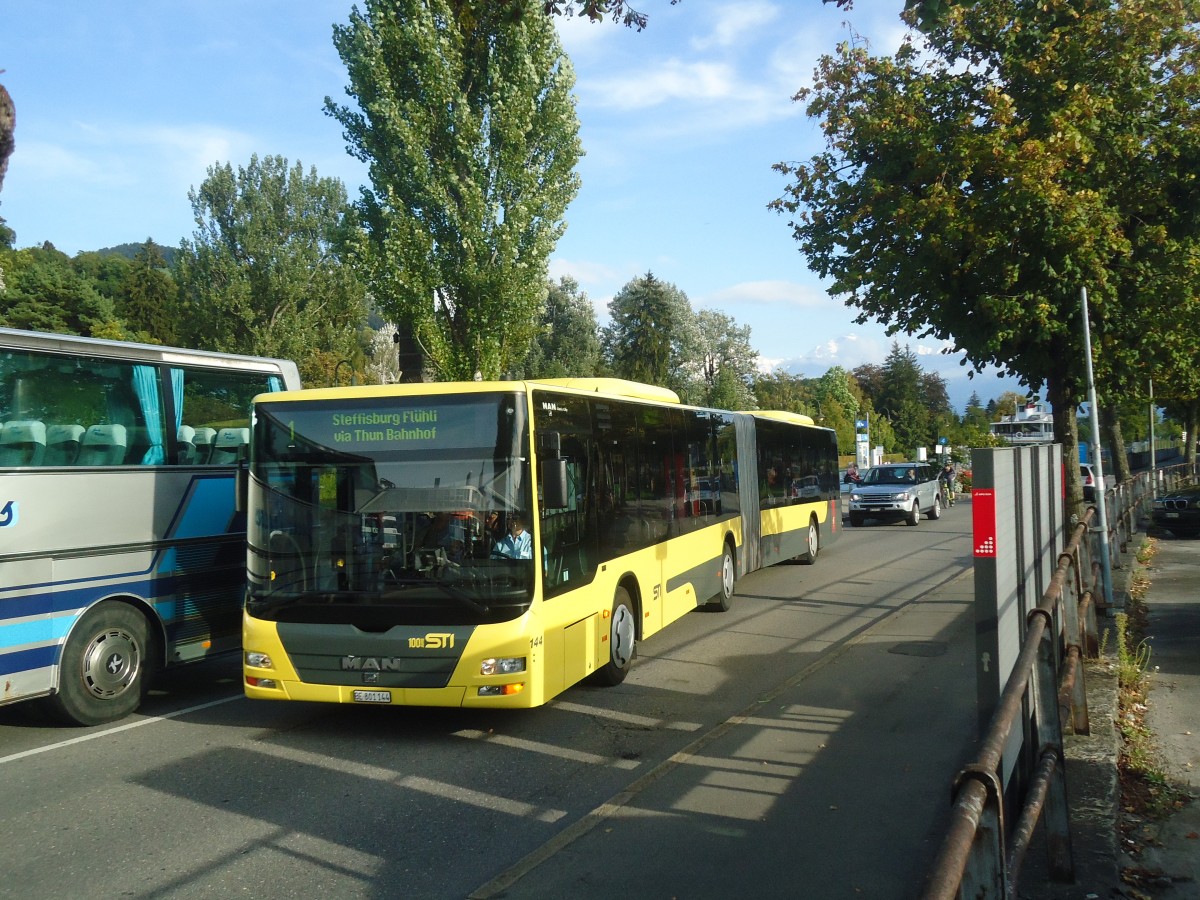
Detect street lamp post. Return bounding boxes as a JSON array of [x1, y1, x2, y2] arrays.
[[1081, 286, 1115, 611]]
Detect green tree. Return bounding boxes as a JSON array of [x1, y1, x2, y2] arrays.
[[120, 240, 177, 345], [850, 363, 885, 409], [692, 309, 757, 409], [772, 0, 1200, 510], [326, 0, 582, 381], [962, 391, 987, 428], [175, 154, 366, 382], [752, 370, 815, 415], [875, 344, 930, 456], [0, 244, 121, 336], [72, 252, 131, 302], [992, 391, 1029, 420], [601, 271, 695, 391], [523, 276, 601, 378], [812, 366, 860, 452]]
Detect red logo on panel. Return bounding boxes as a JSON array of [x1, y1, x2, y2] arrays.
[[973, 488, 997, 557]]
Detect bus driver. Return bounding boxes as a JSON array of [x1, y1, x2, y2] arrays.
[[492, 514, 532, 560]]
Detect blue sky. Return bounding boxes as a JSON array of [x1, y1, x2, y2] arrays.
[[1, 0, 1026, 411]]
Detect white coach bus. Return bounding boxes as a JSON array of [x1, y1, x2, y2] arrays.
[[0, 327, 300, 724]]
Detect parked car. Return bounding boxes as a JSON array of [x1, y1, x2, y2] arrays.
[[1152, 483, 1200, 538], [848, 462, 942, 527], [1080, 464, 1108, 502]]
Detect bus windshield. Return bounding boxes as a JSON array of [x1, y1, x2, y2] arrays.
[[248, 392, 533, 626]]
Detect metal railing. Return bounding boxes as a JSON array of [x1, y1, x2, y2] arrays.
[[920, 462, 1182, 900]]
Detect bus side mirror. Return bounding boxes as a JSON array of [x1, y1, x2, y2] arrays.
[[235, 460, 248, 513], [541, 458, 569, 510], [537, 432, 561, 458]]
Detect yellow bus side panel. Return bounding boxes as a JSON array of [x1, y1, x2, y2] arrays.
[[563, 614, 598, 688]]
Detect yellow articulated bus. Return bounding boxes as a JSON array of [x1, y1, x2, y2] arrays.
[[242, 378, 839, 709]]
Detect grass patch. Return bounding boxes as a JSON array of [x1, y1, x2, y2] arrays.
[[1114, 539, 1189, 830]]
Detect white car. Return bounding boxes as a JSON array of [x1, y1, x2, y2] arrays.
[[848, 463, 942, 527]]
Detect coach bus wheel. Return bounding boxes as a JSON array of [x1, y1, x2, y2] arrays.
[[798, 518, 819, 565], [594, 587, 637, 686], [47, 603, 153, 726], [707, 543, 736, 611]]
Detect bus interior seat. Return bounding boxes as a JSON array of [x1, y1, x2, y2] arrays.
[[176, 425, 197, 464], [209, 427, 249, 464], [191, 427, 217, 464], [77, 424, 128, 466], [0, 420, 47, 467], [44, 423, 86, 466]]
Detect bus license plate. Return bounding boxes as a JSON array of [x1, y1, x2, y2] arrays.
[[353, 690, 392, 704]]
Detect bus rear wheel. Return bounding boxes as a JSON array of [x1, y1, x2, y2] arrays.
[[706, 542, 736, 611], [593, 587, 637, 686], [798, 518, 819, 565], [45, 603, 153, 726]]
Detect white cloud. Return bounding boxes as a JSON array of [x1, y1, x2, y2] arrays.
[[10, 139, 102, 183], [548, 257, 623, 287], [15, 121, 253, 193], [691, 2, 780, 51], [701, 280, 835, 308], [584, 59, 740, 111]]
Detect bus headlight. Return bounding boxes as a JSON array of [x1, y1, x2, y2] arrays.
[[481, 657, 526, 676], [246, 651, 273, 668]]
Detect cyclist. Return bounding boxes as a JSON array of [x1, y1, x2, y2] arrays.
[[938, 462, 956, 507]]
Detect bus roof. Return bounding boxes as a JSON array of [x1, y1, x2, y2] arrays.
[[749, 410, 817, 426], [0, 325, 299, 379], [256, 378, 683, 406], [529, 377, 680, 404]]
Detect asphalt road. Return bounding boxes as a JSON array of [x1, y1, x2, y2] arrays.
[[0, 508, 979, 900]]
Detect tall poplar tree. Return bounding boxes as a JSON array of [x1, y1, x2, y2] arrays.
[[326, 0, 582, 380]]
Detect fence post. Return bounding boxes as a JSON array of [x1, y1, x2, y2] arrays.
[[958, 776, 1007, 900], [1031, 608, 1075, 882]]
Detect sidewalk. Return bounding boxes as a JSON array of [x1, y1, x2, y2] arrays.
[[1020, 529, 1200, 899]]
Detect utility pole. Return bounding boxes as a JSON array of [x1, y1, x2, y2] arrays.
[[1081, 287, 1115, 611]]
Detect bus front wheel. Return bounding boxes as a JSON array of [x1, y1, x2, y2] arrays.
[[593, 587, 637, 686], [46, 603, 153, 726]]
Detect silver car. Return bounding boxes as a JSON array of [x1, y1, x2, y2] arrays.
[[848, 463, 942, 527]]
